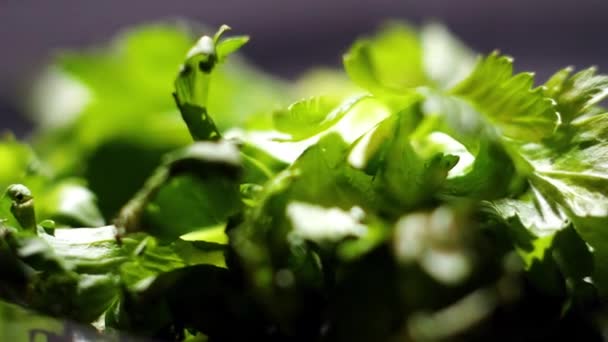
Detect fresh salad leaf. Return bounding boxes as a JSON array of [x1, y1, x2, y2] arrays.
[[2, 21, 608, 342]]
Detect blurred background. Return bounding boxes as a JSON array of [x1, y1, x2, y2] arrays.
[[1, 0, 607, 136]]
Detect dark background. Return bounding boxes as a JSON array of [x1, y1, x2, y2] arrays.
[[1, 0, 607, 136]]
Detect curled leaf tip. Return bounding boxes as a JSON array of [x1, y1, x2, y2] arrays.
[[214, 24, 232, 43], [6, 184, 33, 204], [6, 184, 36, 231], [186, 35, 215, 59]]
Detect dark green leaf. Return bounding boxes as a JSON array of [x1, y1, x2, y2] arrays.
[[144, 174, 240, 241]]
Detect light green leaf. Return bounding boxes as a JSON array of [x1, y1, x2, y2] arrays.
[[174, 26, 251, 141], [513, 113, 608, 294], [180, 224, 227, 244], [442, 140, 521, 199], [487, 185, 569, 238], [418, 90, 517, 199], [233, 95, 392, 165], [273, 96, 339, 139], [450, 52, 560, 141], [273, 95, 370, 141], [343, 22, 428, 94], [216, 36, 250, 62], [523, 114, 608, 218], [544, 67, 608, 123], [174, 33, 221, 141]]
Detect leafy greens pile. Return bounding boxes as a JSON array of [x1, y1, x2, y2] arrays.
[[2, 22, 608, 341]]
